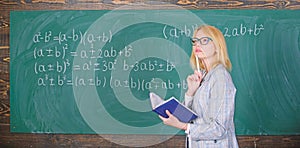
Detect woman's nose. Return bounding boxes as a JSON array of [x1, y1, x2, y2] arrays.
[[194, 42, 202, 47]]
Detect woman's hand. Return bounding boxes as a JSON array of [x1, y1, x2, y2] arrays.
[[159, 110, 187, 130], [186, 70, 203, 96]]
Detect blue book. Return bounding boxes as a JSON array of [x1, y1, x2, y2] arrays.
[[150, 92, 198, 123]]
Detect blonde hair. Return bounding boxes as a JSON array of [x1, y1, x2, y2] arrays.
[[190, 25, 232, 71]]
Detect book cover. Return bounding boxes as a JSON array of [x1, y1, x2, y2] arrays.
[[149, 92, 198, 123]]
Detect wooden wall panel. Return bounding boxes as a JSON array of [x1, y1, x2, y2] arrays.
[[1, 0, 300, 147]]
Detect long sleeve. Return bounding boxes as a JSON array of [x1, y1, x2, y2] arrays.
[[183, 93, 194, 109], [188, 65, 237, 141]]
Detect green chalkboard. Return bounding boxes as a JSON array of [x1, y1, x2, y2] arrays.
[[10, 10, 300, 135]]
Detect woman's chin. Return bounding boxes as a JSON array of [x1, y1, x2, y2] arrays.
[[197, 55, 206, 59]]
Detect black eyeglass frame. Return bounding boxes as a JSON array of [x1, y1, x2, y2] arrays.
[[191, 37, 213, 45]]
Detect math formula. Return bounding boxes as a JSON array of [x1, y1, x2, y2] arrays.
[[31, 28, 182, 91], [224, 23, 264, 37]]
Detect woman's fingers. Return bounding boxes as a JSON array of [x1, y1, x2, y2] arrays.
[[158, 115, 166, 121], [188, 74, 199, 81], [165, 110, 172, 117], [194, 70, 203, 79]]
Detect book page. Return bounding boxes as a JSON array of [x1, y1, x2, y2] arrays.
[[172, 98, 198, 115], [149, 92, 164, 109]]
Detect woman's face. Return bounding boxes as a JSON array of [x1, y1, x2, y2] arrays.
[[192, 29, 216, 59]]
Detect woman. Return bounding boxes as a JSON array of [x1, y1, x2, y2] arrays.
[[159, 25, 239, 147]]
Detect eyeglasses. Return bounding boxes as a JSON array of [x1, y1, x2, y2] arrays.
[[191, 37, 213, 45]]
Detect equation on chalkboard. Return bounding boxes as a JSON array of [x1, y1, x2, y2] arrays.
[[10, 10, 300, 135]]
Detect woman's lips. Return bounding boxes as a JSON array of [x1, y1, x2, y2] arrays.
[[195, 48, 202, 53]]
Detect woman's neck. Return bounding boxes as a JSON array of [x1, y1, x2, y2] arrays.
[[202, 56, 219, 72]]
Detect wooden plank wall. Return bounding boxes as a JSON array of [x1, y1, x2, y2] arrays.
[[1, 0, 300, 147]]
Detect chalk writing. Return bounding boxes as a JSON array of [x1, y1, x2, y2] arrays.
[[33, 44, 68, 59], [163, 24, 198, 39], [123, 59, 175, 72], [32, 29, 112, 45], [34, 60, 71, 74], [70, 45, 132, 59], [224, 23, 264, 38], [31, 26, 182, 90], [163, 23, 265, 39], [31, 21, 265, 91], [36, 75, 188, 90]]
